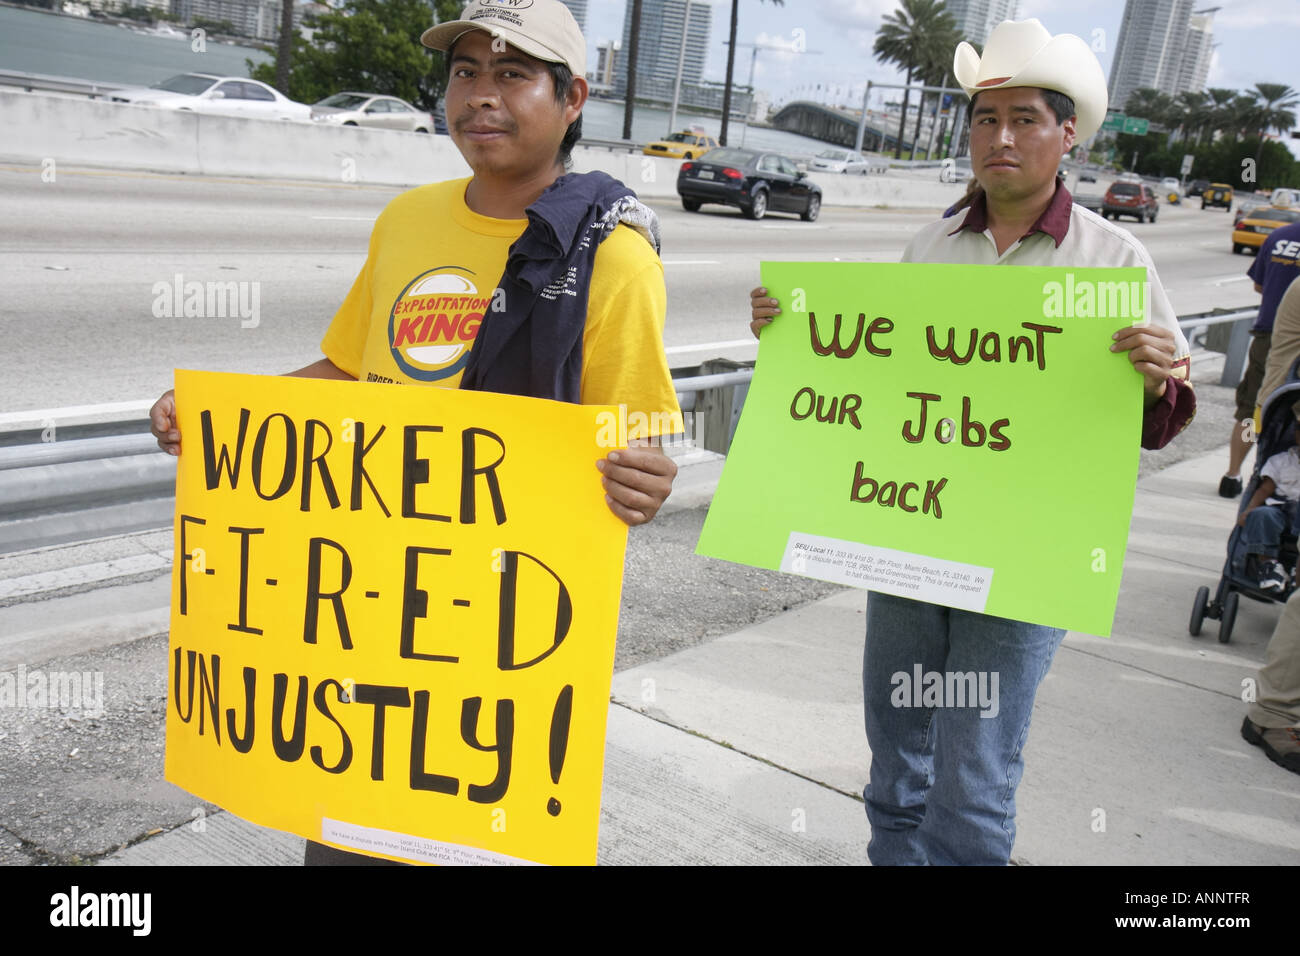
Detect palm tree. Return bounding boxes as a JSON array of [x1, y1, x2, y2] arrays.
[[1251, 82, 1300, 161], [1123, 87, 1177, 128], [1229, 92, 1266, 141], [874, 0, 960, 159], [1203, 87, 1237, 145], [911, 37, 960, 159], [718, 0, 784, 146], [1253, 83, 1299, 135], [1174, 91, 1209, 145]]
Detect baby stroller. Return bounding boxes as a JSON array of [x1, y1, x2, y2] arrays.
[[1191, 371, 1300, 642]]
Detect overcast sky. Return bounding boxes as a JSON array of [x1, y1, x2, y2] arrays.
[[585, 0, 1299, 139]]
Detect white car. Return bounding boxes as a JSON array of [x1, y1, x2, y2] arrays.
[[809, 149, 873, 174], [311, 92, 439, 133], [1160, 177, 1181, 196], [110, 73, 312, 122], [1271, 187, 1300, 208], [939, 157, 972, 183]]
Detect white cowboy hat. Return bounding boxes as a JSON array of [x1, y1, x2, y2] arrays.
[[953, 19, 1108, 141]]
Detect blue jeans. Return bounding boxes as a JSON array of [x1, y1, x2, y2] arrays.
[[862, 592, 1065, 865], [1240, 504, 1289, 559]]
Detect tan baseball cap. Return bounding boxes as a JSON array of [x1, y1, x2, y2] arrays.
[[421, 0, 587, 76]]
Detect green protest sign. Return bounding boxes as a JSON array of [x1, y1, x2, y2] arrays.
[[697, 262, 1148, 636]]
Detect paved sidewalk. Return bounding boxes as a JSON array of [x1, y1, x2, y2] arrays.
[[86, 444, 1299, 865]]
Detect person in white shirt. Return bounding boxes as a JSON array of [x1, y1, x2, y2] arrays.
[[1236, 418, 1300, 593], [748, 19, 1195, 864]]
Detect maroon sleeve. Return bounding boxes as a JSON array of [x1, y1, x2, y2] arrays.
[[1141, 374, 1196, 450]]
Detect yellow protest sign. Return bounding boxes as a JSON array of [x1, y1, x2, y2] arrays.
[[165, 370, 629, 865]]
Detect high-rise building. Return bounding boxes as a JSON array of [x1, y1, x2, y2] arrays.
[[594, 40, 620, 89], [1107, 0, 1213, 111], [559, 0, 587, 31], [172, 0, 306, 40], [1175, 11, 1215, 99], [614, 0, 736, 113], [943, 0, 1020, 46]]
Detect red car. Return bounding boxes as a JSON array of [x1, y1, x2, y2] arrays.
[[1101, 182, 1159, 223]]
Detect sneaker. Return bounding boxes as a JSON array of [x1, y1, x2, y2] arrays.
[[1258, 559, 1288, 594], [1242, 716, 1300, 774], [1219, 475, 1242, 498]]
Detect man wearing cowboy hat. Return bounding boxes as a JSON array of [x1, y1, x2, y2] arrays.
[[751, 19, 1195, 865]]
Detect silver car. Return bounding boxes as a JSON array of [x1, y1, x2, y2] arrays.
[[808, 148, 873, 174], [311, 93, 437, 133], [110, 73, 311, 121]]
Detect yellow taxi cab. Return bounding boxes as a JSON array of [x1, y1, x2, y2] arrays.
[[642, 130, 719, 160], [1232, 205, 1300, 254]]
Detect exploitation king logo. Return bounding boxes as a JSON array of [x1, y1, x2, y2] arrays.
[[388, 267, 495, 382]]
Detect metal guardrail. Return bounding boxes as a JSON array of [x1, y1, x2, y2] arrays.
[[577, 136, 644, 153], [0, 306, 1261, 553], [0, 308, 1255, 472], [0, 68, 123, 99], [1177, 309, 1257, 330], [1177, 308, 1257, 390]]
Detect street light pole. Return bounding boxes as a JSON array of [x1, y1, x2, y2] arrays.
[[854, 80, 873, 153], [667, 0, 693, 134], [739, 45, 759, 145]]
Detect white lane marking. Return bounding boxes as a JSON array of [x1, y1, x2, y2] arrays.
[[664, 339, 758, 354], [309, 216, 376, 221], [0, 400, 154, 426], [0, 551, 171, 602], [663, 259, 721, 265], [1213, 274, 1252, 286]]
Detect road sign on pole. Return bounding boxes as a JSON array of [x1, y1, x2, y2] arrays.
[[1101, 113, 1124, 132], [1122, 116, 1150, 135], [1181, 153, 1195, 176]]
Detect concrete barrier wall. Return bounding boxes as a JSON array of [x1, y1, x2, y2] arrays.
[[1, 90, 956, 209]]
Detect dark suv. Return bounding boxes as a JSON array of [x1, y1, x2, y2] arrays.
[[1101, 182, 1159, 222], [1202, 183, 1234, 210]]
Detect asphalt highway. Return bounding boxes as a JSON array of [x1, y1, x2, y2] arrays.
[[0, 163, 1259, 417]]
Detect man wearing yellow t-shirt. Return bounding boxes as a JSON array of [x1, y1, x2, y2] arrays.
[[150, 0, 683, 867], [151, 0, 682, 528]]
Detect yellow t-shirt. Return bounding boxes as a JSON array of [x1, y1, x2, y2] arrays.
[[321, 178, 683, 439]]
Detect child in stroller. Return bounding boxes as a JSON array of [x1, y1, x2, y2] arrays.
[[1236, 417, 1300, 594], [1192, 394, 1300, 643]]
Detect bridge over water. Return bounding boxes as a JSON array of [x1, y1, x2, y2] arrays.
[[770, 100, 913, 152]]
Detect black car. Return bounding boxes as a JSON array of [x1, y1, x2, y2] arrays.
[[677, 147, 821, 221], [1187, 179, 1210, 198]]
